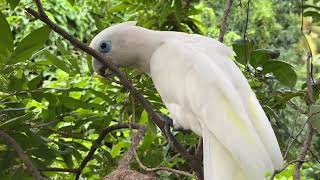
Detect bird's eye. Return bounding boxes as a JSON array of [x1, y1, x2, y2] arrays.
[[99, 40, 112, 53]]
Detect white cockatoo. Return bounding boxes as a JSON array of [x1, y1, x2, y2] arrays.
[[90, 22, 283, 180]]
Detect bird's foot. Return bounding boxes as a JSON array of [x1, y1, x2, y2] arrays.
[[157, 113, 191, 133]]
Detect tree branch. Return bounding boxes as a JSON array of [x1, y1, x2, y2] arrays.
[[104, 126, 156, 180], [0, 130, 46, 180], [283, 108, 320, 160], [131, 130, 196, 179], [26, 0, 202, 178], [293, 123, 314, 180], [75, 123, 143, 179], [293, 25, 314, 179], [270, 159, 309, 180], [218, 0, 234, 42]]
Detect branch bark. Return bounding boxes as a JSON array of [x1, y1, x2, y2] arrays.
[[293, 51, 314, 179], [293, 124, 313, 180], [0, 130, 46, 180], [104, 126, 156, 180], [218, 0, 234, 42]]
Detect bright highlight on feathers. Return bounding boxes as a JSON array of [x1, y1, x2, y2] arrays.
[[90, 22, 283, 180]]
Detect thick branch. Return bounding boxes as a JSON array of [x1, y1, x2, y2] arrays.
[[293, 34, 314, 179], [0, 130, 45, 180], [26, 2, 202, 178], [118, 125, 147, 168], [105, 126, 155, 180], [218, 0, 234, 42], [293, 123, 314, 180]]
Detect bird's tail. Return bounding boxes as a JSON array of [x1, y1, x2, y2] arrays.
[[203, 129, 247, 180]]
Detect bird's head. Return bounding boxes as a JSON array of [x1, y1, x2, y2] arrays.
[[89, 21, 139, 76]]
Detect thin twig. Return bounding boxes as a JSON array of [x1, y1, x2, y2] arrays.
[[164, 123, 203, 179], [129, 113, 196, 179], [0, 130, 46, 180], [218, 0, 234, 42], [104, 126, 152, 180], [75, 123, 142, 179], [288, 100, 307, 115], [270, 159, 309, 180], [283, 109, 320, 160], [133, 149, 196, 179]]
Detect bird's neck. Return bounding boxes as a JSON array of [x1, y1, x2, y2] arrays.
[[121, 27, 164, 74]]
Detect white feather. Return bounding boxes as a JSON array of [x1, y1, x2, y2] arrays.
[[90, 22, 283, 180], [150, 39, 283, 180]]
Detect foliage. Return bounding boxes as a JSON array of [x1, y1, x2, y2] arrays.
[[0, 0, 320, 179]]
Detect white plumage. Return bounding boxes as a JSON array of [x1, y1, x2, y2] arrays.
[[90, 22, 283, 180]]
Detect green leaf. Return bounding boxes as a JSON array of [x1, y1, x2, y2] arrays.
[[0, 11, 13, 62], [174, 0, 183, 22], [28, 73, 43, 90], [309, 105, 320, 134], [61, 149, 74, 168], [108, 3, 129, 13], [43, 50, 73, 74], [159, 2, 172, 26], [110, 141, 130, 158], [68, 57, 81, 74], [250, 50, 269, 68], [232, 39, 254, 65], [262, 60, 297, 88], [68, 0, 75, 5], [6, 0, 20, 9], [7, 72, 27, 92], [8, 26, 51, 65], [0, 150, 15, 172], [58, 96, 89, 109], [0, 113, 33, 130], [250, 49, 280, 68]]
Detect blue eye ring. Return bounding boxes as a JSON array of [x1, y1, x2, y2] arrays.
[[99, 40, 112, 53]]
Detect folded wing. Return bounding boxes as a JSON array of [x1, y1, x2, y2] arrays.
[[150, 39, 283, 179]]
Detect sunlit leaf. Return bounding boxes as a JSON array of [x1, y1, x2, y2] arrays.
[[110, 141, 130, 158]]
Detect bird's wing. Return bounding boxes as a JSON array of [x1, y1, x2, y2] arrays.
[[150, 39, 283, 179], [185, 34, 284, 169]]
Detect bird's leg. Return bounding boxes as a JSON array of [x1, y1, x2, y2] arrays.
[[157, 113, 173, 126], [157, 113, 192, 133]]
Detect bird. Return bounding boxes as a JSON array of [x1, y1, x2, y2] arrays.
[[90, 21, 283, 180]]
